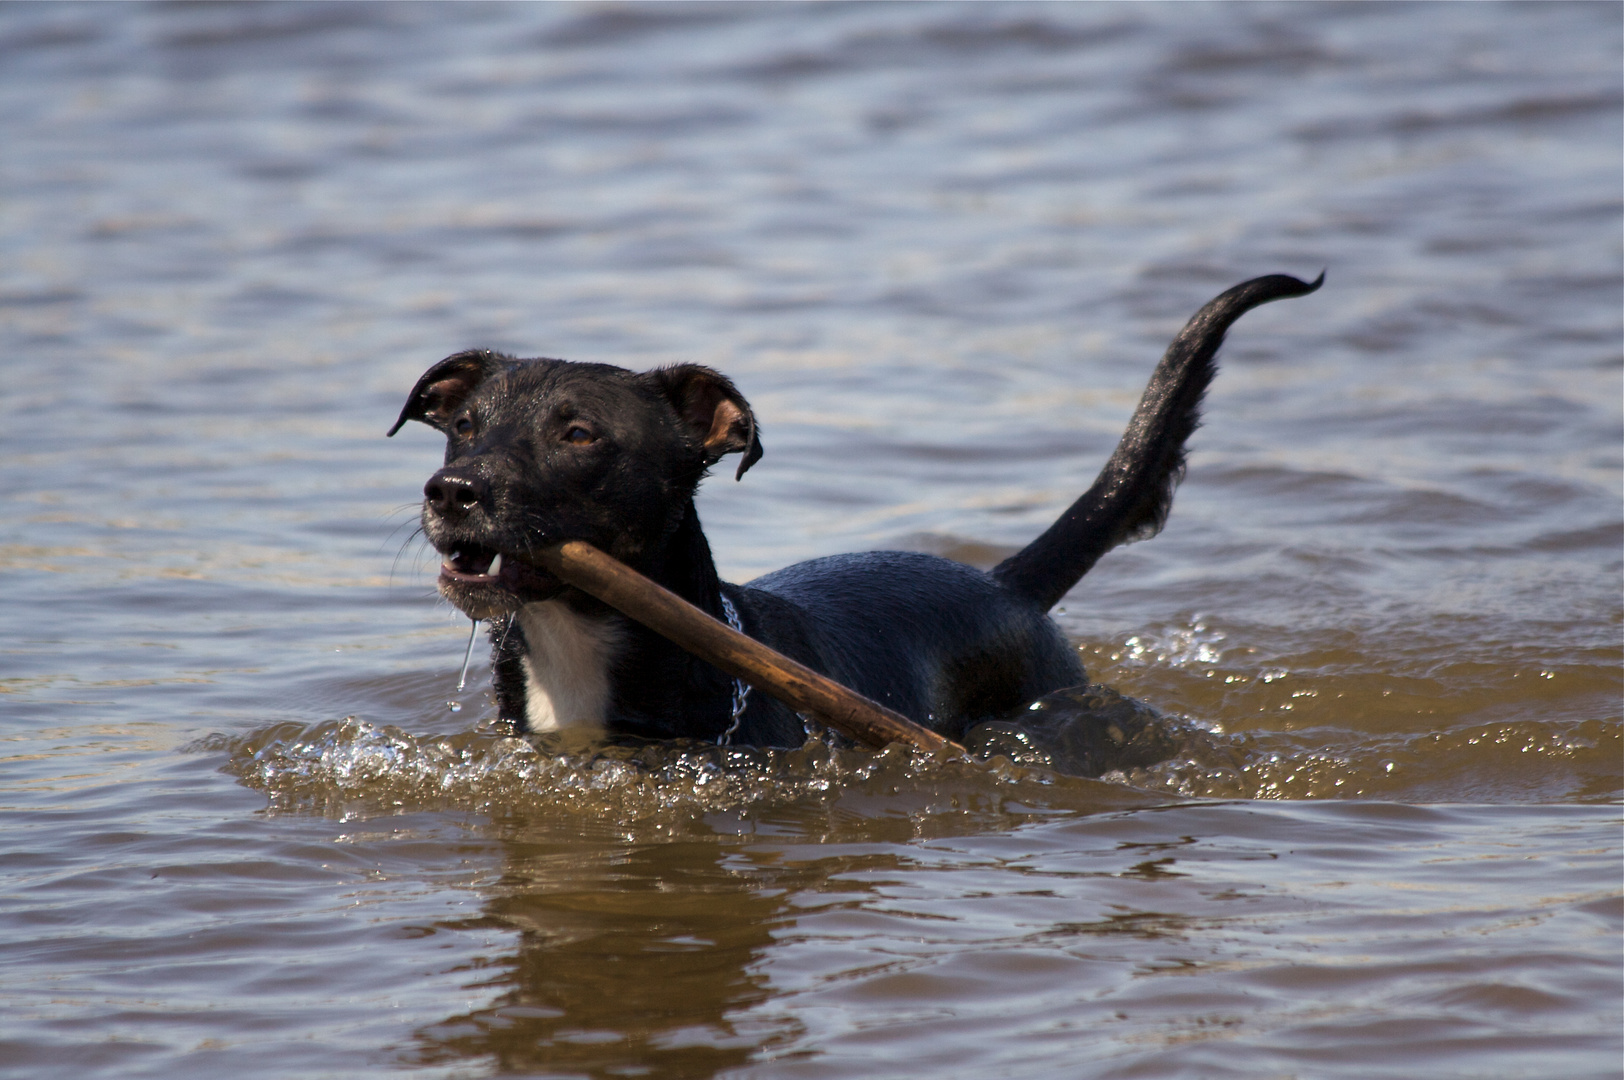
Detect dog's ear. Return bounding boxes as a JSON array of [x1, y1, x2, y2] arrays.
[[388, 350, 509, 436], [651, 364, 764, 480]]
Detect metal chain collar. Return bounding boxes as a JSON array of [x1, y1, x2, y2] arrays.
[[716, 593, 751, 745]]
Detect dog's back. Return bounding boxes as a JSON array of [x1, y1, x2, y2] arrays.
[[745, 551, 1083, 740]]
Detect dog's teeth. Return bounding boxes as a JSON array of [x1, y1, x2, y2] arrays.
[[487, 553, 502, 577]]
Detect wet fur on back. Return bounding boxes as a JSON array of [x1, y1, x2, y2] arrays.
[[391, 274, 1322, 746]]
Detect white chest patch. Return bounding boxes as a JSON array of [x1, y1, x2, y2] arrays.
[[515, 600, 624, 734]]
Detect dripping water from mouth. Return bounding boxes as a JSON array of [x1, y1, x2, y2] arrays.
[[455, 618, 479, 693]]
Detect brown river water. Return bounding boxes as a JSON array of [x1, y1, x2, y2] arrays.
[[2, 4, 1619, 1078]]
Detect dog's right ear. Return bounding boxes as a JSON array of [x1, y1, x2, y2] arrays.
[[650, 364, 764, 480], [388, 350, 508, 436]]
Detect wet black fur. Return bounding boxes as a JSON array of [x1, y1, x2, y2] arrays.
[[391, 274, 1322, 746]]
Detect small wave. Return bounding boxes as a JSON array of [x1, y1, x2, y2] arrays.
[[195, 717, 1167, 827], [1112, 717, 1621, 802]]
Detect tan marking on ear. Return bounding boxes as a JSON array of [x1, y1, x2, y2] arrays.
[[703, 399, 747, 457], [421, 378, 470, 428]]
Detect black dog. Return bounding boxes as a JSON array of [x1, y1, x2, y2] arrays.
[[390, 273, 1321, 746]]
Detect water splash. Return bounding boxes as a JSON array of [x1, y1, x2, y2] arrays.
[[1116, 618, 1233, 668], [197, 717, 1167, 826], [1111, 717, 1620, 802]]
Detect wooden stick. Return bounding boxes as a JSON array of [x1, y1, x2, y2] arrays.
[[529, 540, 961, 754]]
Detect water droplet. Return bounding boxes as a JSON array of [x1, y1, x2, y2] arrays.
[[446, 700, 462, 712]]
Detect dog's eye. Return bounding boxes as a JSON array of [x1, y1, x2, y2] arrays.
[[453, 416, 474, 436], [564, 426, 596, 445]]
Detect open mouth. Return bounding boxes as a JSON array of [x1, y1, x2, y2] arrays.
[[435, 543, 563, 616], [439, 545, 506, 585]]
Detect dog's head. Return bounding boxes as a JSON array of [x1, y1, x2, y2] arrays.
[[390, 349, 762, 619]]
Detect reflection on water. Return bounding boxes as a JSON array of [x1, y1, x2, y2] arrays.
[[196, 716, 1623, 1079], [195, 721, 1620, 1077], [2, 2, 1620, 1078], [217, 721, 1178, 1075], [412, 821, 788, 1078]]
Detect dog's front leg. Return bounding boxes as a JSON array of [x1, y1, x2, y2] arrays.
[[488, 612, 531, 730]]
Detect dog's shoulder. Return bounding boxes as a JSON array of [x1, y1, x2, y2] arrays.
[[724, 582, 828, 668]]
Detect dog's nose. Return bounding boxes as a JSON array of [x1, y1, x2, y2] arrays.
[[424, 469, 487, 518]]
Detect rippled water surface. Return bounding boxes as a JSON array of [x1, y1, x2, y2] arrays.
[[2, 4, 1620, 1078]]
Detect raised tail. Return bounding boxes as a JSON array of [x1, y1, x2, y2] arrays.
[[992, 272, 1323, 611]]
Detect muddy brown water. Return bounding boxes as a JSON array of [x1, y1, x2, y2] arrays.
[[2, 4, 1619, 1078]]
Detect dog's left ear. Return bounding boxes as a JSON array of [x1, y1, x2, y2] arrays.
[[651, 364, 764, 480], [388, 350, 509, 436]]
